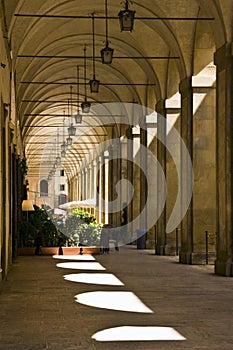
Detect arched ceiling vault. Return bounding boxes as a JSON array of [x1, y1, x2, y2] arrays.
[[2, 0, 227, 182]]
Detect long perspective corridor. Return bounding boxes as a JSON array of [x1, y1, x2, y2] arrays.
[[1, 0, 233, 348]]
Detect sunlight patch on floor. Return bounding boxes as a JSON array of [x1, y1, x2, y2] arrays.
[[75, 291, 153, 313], [92, 326, 186, 341], [64, 273, 124, 285], [56, 262, 105, 270], [53, 254, 95, 261]]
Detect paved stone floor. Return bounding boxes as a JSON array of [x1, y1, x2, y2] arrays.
[[0, 245, 233, 350]]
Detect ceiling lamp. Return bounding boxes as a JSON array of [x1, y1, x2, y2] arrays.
[[75, 66, 82, 124], [56, 129, 61, 165], [56, 156, 61, 165], [67, 86, 76, 135], [66, 136, 73, 146], [61, 142, 67, 152], [89, 13, 100, 93], [61, 149, 66, 158], [81, 45, 91, 113], [118, 0, 135, 32], [68, 124, 76, 136], [100, 0, 114, 64], [61, 115, 67, 156]]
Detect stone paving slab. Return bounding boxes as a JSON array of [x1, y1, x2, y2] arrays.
[[0, 246, 233, 349]]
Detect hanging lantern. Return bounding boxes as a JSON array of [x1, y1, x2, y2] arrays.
[[75, 66, 83, 121], [89, 78, 100, 93], [81, 100, 91, 113], [101, 0, 114, 64], [66, 136, 73, 146], [61, 141, 67, 151], [56, 156, 61, 165], [68, 123, 76, 136], [89, 14, 100, 91], [118, 0, 135, 32], [82, 45, 91, 113], [101, 43, 114, 64], [75, 112, 82, 124], [61, 149, 66, 158]]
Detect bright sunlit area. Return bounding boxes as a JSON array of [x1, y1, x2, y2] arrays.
[[75, 291, 153, 313], [53, 254, 95, 261], [92, 326, 186, 342], [63, 273, 124, 286], [56, 262, 105, 270]]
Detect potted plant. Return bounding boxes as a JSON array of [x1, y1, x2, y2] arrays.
[[62, 209, 102, 255], [18, 217, 37, 255], [18, 205, 66, 255]]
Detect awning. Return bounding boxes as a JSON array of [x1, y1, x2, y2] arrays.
[[59, 198, 96, 210]]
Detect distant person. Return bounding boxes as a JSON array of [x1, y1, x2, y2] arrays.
[[112, 226, 120, 251], [100, 224, 110, 254], [34, 230, 42, 255]]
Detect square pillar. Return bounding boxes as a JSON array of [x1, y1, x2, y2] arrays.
[[179, 77, 193, 264], [214, 43, 233, 276]]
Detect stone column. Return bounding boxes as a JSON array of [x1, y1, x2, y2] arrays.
[[104, 150, 109, 223], [179, 77, 193, 264], [146, 116, 158, 250], [81, 170, 85, 201], [137, 121, 147, 249], [98, 155, 103, 223], [108, 140, 121, 228], [132, 127, 141, 238], [214, 43, 233, 276], [92, 160, 97, 218], [155, 99, 167, 255], [89, 165, 92, 199], [126, 127, 133, 241], [78, 173, 82, 201], [85, 168, 88, 200]]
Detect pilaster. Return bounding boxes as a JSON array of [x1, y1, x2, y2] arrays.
[[179, 77, 193, 264], [214, 43, 233, 276], [155, 99, 167, 255], [126, 127, 133, 242], [108, 139, 122, 229], [137, 121, 147, 249]]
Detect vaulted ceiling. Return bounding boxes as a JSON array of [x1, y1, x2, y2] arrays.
[[2, 0, 229, 180]]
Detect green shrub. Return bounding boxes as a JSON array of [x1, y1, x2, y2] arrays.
[[19, 205, 66, 247], [64, 209, 102, 246]]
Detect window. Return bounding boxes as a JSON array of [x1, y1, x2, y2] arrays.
[[40, 179, 48, 197], [60, 184, 65, 191], [60, 169, 65, 176], [58, 194, 67, 205]]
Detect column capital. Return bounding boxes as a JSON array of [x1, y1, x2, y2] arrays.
[[125, 126, 133, 140], [179, 77, 192, 97], [214, 43, 233, 70], [155, 99, 166, 115]]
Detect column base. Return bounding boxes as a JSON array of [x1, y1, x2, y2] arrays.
[[164, 244, 179, 256], [146, 239, 155, 249], [155, 244, 166, 255], [215, 260, 233, 277], [179, 250, 192, 264], [0, 268, 2, 291], [179, 251, 216, 265]]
